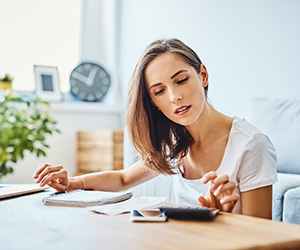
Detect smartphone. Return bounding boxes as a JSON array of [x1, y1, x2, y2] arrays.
[[130, 209, 167, 222]]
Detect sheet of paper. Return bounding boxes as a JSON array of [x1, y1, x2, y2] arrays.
[[88, 196, 167, 216]]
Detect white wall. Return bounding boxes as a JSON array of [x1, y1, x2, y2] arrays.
[[119, 0, 300, 118], [79, 0, 121, 108], [0, 0, 81, 92]]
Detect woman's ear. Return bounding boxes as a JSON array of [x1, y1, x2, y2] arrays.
[[151, 100, 160, 110], [200, 64, 208, 88]]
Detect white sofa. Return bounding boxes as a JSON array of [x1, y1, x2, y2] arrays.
[[249, 98, 300, 224]]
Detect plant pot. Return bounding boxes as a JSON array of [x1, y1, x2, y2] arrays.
[[0, 81, 13, 96]]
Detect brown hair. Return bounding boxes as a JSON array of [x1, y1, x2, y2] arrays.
[[126, 38, 207, 174]]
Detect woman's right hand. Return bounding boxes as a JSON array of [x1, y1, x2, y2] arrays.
[[33, 163, 70, 192]]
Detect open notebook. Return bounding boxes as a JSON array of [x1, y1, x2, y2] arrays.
[[0, 184, 48, 199], [42, 190, 133, 207]]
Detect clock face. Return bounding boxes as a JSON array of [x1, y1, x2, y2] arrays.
[[69, 62, 110, 101]]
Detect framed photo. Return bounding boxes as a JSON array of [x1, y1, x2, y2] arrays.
[[34, 65, 62, 102]]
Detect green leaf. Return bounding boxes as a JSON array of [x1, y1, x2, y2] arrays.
[[36, 149, 46, 158], [41, 143, 50, 148]]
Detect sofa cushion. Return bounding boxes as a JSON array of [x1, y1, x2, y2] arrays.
[[273, 173, 300, 221], [283, 186, 300, 224], [249, 98, 300, 174]]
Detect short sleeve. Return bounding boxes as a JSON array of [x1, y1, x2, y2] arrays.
[[237, 133, 278, 192]]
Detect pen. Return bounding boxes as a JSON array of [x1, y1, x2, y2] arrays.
[[50, 191, 68, 196]]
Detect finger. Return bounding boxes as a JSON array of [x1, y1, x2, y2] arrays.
[[33, 163, 50, 179], [220, 193, 240, 205], [197, 196, 209, 207], [213, 181, 236, 197], [35, 165, 63, 183], [209, 174, 230, 192], [199, 189, 219, 208], [201, 171, 217, 184], [39, 168, 67, 186], [39, 168, 66, 186], [49, 181, 67, 192]]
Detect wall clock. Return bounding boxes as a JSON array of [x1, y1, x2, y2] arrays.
[[69, 62, 110, 102]]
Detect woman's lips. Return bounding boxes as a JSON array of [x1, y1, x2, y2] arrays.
[[174, 105, 191, 115]]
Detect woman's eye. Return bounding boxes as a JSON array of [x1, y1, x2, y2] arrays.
[[177, 77, 188, 84], [154, 89, 165, 96]]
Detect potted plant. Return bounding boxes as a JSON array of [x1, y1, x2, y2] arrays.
[[0, 91, 60, 180], [0, 74, 14, 93]]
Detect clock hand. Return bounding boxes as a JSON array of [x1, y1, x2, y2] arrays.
[[86, 67, 98, 86], [72, 71, 89, 83]]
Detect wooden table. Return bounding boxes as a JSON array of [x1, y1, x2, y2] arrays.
[[1, 190, 300, 250]]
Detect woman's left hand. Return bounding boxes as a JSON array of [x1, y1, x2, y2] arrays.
[[198, 171, 239, 212]]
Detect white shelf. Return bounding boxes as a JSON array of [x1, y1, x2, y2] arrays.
[[14, 90, 122, 114], [49, 101, 122, 114]]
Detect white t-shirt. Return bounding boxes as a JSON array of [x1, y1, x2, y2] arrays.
[[173, 116, 278, 214]]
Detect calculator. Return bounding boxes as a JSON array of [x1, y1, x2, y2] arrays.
[[159, 206, 219, 221]]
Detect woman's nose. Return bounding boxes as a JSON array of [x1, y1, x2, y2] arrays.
[[169, 88, 183, 103]]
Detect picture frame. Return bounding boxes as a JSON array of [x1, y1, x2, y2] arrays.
[[34, 65, 62, 102]]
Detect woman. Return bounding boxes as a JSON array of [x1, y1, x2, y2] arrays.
[[33, 39, 277, 218]]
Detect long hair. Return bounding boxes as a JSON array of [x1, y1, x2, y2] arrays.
[[126, 39, 208, 174]]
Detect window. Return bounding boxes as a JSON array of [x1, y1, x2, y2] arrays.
[[0, 0, 81, 92]]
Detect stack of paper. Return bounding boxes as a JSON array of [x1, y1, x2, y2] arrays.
[[89, 196, 168, 216]]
